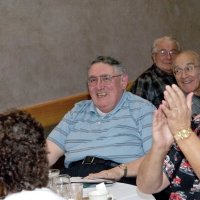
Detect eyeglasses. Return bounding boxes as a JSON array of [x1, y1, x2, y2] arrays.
[[87, 74, 122, 86], [156, 49, 179, 57], [173, 64, 197, 76]]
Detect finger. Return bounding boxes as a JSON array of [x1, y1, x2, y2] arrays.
[[86, 172, 104, 179], [164, 86, 178, 109], [161, 100, 169, 108], [160, 103, 171, 118], [171, 84, 187, 108], [172, 84, 186, 99], [186, 92, 193, 112], [153, 109, 159, 125]]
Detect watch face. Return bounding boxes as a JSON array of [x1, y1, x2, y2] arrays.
[[175, 128, 192, 141], [183, 131, 189, 137]]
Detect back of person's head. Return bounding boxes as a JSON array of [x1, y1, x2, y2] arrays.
[[151, 36, 181, 54], [89, 56, 126, 74], [0, 110, 48, 195]]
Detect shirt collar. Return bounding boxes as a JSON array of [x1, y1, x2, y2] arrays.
[[153, 64, 174, 77], [89, 91, 127, 116]]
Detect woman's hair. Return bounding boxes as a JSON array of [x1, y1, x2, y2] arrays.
[[0, 110, 49, 195]]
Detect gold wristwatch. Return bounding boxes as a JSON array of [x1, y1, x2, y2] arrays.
[[118, 164, 128, 177], [174, 128, 193, 141]]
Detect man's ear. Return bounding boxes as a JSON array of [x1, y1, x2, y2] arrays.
[[121, 74, 129, 89]]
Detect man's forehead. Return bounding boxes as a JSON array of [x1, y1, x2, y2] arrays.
[[175, 54, 195, 66], [157, 40, 177, 49], [89, 63, 115, 73]]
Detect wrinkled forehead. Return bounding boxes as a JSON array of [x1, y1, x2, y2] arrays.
[[174, 53, 197, 68], [156, 40, 178, 50], [88, 63, 117, 76]]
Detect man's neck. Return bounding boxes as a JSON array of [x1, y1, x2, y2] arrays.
[[154, 64, 173, 75]]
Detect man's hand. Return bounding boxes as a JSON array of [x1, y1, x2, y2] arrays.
[[85, 167, 123, 181], [152, 106, 174, 151]]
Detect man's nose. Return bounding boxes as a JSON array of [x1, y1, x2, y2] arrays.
[[167, 52, 172, 59], [96, 78, 104, 88], [180, 70, 189, 77]]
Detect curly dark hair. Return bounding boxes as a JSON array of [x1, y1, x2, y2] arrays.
[[0, 110, 49, 195]]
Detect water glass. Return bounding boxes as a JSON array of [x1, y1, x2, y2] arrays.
[[68, 183, 83, 200], [53, 174, 71, 198], [48, 169, 60, 189]]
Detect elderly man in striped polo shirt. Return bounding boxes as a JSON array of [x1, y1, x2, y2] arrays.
[[47, 56, 155, 184]]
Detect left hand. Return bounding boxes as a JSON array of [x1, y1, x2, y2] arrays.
[[85, 167, 123, 181], [160, 84, 193, 135], [152, 106, 174, 150]]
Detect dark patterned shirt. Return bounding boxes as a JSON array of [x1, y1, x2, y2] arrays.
[[163, 96, 200, 200], [130, 64, 177, 108], [192, 95, 200, 117]]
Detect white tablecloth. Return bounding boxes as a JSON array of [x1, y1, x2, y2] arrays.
[[83, 182, 155, 200]]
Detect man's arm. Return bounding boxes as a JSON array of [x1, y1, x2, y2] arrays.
[[46, 139, 64, 166], [137, 106, 173, 193], [86, 156, 144, 180], [137, 145, 170, 193]]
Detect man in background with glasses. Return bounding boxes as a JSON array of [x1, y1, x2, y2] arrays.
[[131, 36, 181, 108], [47, 56, 155, 184]]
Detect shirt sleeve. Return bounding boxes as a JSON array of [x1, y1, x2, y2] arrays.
[[47, 101, 86, 151], [137, 101, 156, 154]]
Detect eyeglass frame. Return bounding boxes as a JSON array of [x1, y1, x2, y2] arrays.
[[155, 49, 179, 57], [87, 74, 123, 86], [173, 63, 198, 76]]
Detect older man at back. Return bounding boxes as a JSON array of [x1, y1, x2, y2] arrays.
[[131, 36, 181, 108]]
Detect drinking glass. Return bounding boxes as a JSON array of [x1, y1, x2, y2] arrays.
[[48, 169, 60, 189], [53, 174, 71, 198], [68, 183, 83, 200]]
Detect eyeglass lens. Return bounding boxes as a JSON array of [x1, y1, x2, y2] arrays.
[[158, 49, 178, 56], [174, 64, 196, 75], [88, 74, 121, 86]]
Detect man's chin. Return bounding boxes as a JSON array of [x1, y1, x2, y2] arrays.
[[96, 104, 109, 112]]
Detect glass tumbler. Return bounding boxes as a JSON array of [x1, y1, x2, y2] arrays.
[[68, 183, 83, 200], [53, 174, 71, 199], [48, 169, 60, 190]]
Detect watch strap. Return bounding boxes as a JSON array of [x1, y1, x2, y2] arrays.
[[174, 128, 193, 141], [118, 164, 128, 177]]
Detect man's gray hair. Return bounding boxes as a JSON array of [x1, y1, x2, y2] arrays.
[[172, 50, 200, 70], [151, 36, 181, 54], [89, 56, 126, 74]]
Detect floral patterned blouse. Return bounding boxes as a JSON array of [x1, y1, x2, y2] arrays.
[[163, 111, 200, 200]]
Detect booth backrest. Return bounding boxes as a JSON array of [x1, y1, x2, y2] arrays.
[[20, 92, 91, 129]]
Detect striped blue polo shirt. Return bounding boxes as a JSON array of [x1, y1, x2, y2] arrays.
[[48, 91, 155, 167]]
